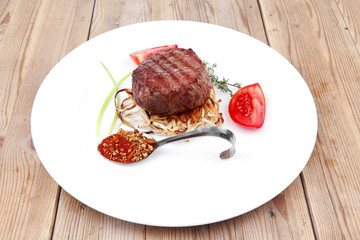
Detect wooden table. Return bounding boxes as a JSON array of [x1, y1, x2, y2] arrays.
[[1, 0, 360, 239]]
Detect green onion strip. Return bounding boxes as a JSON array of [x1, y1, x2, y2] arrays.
[[99, 62, 119, 135], [96, 62, 132, 136]]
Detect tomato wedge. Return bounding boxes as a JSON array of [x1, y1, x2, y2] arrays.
[[228, 83, 266, 129], [129, 44, 178, 65]]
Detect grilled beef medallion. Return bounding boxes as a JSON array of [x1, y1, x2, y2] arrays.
[[132, 48, 212, 116]]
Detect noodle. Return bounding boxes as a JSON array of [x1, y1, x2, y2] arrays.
[[115, 87, 224, 135]]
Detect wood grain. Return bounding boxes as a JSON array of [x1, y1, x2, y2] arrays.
[[0, 0, 39, 134], [260, 0, 360, 238], [52, 0, 150, 238], [2, 0, 360, 238], [336, 0, 360, 52], [147, 224, 212, 240], [213, 1, 315, 239], [236, 178, 315, 240], [52, 191, 145, 239], [0, 0, 94, 239], [0, 0, 17, 44], [151, 0, 184, 20], [90, 0, 152, 38], [183, 0, 215, 23]]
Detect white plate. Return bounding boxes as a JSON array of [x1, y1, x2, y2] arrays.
[[31, 21, 317, 227]]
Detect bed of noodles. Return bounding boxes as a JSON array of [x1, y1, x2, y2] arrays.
[[114, 87, 224, 135]]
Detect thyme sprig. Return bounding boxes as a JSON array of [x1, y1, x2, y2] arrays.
[[204, 62, 241, 96]]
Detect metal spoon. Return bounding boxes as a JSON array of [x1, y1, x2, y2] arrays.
[[151, 126, 236, 159], [98, 126, 236, 163]]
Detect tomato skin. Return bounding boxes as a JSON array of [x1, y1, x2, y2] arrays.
[[228, 83, 266, 129], [129, 44, 178, 65]]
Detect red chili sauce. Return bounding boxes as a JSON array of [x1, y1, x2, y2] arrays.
[[98, 129, 155, 163]]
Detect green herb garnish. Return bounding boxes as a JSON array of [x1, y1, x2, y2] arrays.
[[99, 61, 121, 135], [96, 65, 133, 136], [205, 62, 241, 96]]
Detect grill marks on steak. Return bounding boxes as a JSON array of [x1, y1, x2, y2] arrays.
[[132, 48, 212, 115]]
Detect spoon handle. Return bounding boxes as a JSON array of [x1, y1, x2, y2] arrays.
[[155, 126, 236, 159]]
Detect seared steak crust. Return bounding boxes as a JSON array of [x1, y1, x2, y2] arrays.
[[132, 48, 212, 115]]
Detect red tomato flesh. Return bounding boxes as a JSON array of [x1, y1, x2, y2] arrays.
[[228, 83, 266, 129], [129, 44, 178, 65]]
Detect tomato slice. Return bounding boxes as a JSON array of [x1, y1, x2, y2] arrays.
[[129, 44, 178, 65], [228, 83, 266, 129]]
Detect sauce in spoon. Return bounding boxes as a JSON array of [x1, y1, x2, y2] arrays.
[[98, 129, 155, 163]]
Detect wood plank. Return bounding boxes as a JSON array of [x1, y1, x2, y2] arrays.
[[214, 1, 315, 239], [214, 0, 268, 44], [259, 0, 360, 238], [336, 0, 360, 52], [146, 224, 211, 240], [52, 191, 145, 239], [151, 0, 184, 20], [0, 0, 39, 134], [89, 0, 152, 38], [0, 0, 95, 239], [0, 0, 18, 44], [214, 0, 251, 38], [183, 0, 215, 23], [235, 178, 315, 240], [52, 0, 149, 239], [242, 0, 268, 44]]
